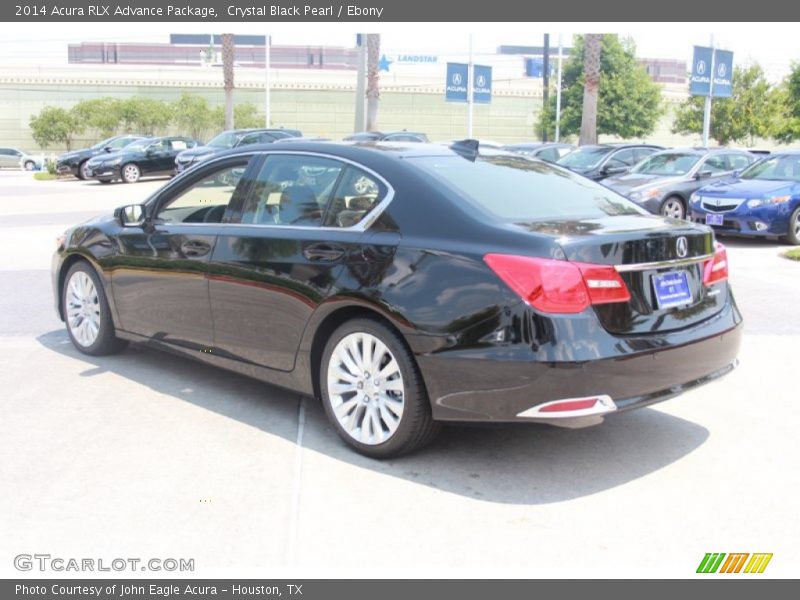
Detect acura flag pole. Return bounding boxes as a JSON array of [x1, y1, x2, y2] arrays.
[[702, 34, 715, 147]]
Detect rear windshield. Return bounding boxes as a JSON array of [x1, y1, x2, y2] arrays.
[[556, 146, 610, 169], [412, 155, 647, 221]]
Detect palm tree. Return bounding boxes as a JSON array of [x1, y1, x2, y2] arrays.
[[221, 33, 235, 130], [579, 34, 603, 145], [366, 34, 381, 131]]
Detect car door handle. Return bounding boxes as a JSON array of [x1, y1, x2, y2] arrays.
[[180, 239, 211, 257], [303, 243, 346, 262]]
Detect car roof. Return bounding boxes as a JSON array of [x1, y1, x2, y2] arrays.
[[208, 140, 517, 163]]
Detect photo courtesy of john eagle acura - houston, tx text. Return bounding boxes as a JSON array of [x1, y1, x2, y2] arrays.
[[51, 140, 742, 458]]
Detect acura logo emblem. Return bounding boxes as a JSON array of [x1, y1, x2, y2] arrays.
[[676, 237, 688, 258]]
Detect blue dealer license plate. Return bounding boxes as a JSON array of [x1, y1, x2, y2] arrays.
[[705, 213, 724, 226], [653, 271, 692, 309]]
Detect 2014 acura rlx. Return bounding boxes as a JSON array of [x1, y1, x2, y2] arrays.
[[52, 141, 742, 458]]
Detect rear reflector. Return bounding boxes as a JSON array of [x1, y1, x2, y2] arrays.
[[703, 241, 729, 286], [484, 254, 631, 314], [516, 394, 617, 419], [538, 398, 598, 413]]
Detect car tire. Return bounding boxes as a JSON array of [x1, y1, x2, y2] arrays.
[[660, 196, 686, 220], [785, 206, 800, 245], [62, 261, 127, 356], [77, 160, 91, 180], [23, 160, 35, 171], [320, 317, 440, 458], [121, 163, 140, 184]]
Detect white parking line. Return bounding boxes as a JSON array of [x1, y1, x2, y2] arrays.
[[286, 396, 307, 567]]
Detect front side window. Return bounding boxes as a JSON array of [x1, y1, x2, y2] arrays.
[[240, 155, 344, 226], [631, 152, 701, 176], [726, 154, 754, 171], [610, 148, 636, 166], [702, 155, 729, 174], [413, 155, 647, 221], [155, 161, 251, 224]]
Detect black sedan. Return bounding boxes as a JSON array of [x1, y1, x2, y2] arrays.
[[603, 148, 757, 219], [557, 143, 663, 181], [52, 141, 742, 457], [85, 136, 200, 183], [174, 128, 302, 174], [502, 142, 575, 163], [56, 135, 143, 180]]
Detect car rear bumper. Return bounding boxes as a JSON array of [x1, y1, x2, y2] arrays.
[[414, 295, 743, 424]]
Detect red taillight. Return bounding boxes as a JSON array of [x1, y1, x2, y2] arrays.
[[483, 254, 631, 314], [703, 241, 728, 286]]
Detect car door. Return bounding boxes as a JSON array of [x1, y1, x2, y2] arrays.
[[110, 156, 256, 349], [208, 153, 389, 371]]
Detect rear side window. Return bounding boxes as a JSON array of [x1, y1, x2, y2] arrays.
[[240, 155, 344, 226], [412, 156, 647, 221], [703, 155, 728, 174], [323, 167, 386, 228], [536, 148, 560, 162]]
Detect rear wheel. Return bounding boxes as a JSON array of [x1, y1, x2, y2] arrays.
[[121, 163, 140, 184], [660, 196, 686, 220], [320, 318, 440, 458], [62, 262, 126, 356], [23, 160, 35, 171], [78, 160, 90, 180], [785, 206, 800, 245]]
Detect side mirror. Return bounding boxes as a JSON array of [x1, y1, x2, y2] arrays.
[[114, 204, 146, 227], [603, 164, 628, 176], [103, 146, 113, 152], [695, 170, 713, 180]]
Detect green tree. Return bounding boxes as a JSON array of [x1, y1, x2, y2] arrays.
[[172, 93, 218, 140], [234, 103, 262, 128], [772, 62, 800, 143], [539, 34, 663, 141], [29, 106, 84, 150], [118, 97, 171, 136], [672, 64, 779, 146], [71, 97, 123, 138]]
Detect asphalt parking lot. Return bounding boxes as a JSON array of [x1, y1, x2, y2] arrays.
[[0, 169, 797, 577]]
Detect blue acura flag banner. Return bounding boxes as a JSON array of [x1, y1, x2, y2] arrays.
[[445, 62, 469, 102], [690, 46, 734, 97], [713, 50, 734, 98], [445, 63, 493, 103]]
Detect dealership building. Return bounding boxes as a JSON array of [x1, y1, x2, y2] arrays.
[[1, 34, 695, 152]]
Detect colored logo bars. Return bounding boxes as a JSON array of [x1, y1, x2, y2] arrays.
[[696, 552, 773, 574]]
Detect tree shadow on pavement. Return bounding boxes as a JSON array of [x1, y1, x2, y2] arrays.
[[37, 328, 709, 506]]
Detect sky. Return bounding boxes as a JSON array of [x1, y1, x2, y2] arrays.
[[0, 22, 797, 81]]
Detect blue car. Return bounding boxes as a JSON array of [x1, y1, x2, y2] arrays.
[[689, 151, 800, 245]]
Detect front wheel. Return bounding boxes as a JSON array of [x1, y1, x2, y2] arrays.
[[320, 318, 440, 458], [121, 163, 140, 183], [78, 160, 90, 180], [660, 196, 686, 220], [62, 262, 126, 356], [785, 206, 800, 245], [23, 160, 35, 171]]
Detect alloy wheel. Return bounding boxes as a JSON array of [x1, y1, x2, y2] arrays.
[[326, 332, 405, 445], [66, 271, 101, 347], [661, 198, 685, 220], [122, 164, 140, 183]]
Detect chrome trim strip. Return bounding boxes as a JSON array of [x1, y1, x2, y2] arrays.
[[614, 253, 713, 272]]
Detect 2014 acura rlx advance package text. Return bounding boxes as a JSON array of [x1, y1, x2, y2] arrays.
[[51, 141, 742, 458]]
